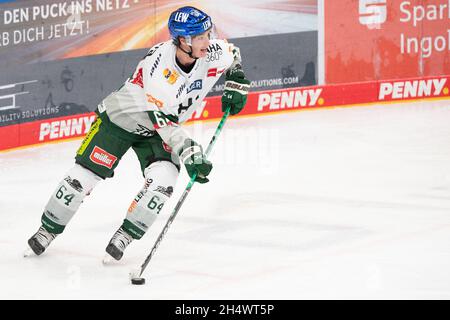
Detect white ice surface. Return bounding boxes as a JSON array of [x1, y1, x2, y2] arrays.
[[1, 100, 450, 299]]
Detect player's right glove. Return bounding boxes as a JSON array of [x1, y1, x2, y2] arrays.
[[178, 139, 213, 184], [222, 66, 250, 115]]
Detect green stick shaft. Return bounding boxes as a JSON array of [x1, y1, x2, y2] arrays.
[[138, 108, 231, 277]]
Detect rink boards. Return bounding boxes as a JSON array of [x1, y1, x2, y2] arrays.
[[1, 74, 449, 151]]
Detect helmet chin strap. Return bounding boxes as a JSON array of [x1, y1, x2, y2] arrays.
[[178, 44, 198, 60]]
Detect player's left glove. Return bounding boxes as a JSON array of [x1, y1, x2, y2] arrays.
[[179, 139, 212, 184], [222, 66, 250, 115]]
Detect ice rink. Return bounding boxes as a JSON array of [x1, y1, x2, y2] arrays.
[[1, 100, 450, 299]]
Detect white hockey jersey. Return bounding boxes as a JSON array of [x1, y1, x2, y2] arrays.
[[99, 39, 236, 154]]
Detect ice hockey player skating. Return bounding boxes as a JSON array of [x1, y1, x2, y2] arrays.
[[26, 6, 250, 261]]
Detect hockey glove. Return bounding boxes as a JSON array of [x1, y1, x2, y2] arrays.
[[179, 139, 212, 184], [222, 67, 250, 115]]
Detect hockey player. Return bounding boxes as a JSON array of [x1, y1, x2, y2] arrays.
[[26, 6, 250, 261]]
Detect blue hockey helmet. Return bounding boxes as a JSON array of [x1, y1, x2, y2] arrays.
[[168, 6, 214, 45]]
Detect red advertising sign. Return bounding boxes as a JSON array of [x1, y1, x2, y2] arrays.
[[2, 75, 449, 152], [325, 0, 450, 84]]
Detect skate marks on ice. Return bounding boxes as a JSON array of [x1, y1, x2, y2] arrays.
[[169, 191, 450, 260], [174, 193, 369, 253]]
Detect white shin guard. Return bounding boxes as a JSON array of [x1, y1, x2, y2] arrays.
[[42, 164, 102, 233], [124, 161, 179, 239]]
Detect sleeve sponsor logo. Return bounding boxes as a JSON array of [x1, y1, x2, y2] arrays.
[[89, 146, 117, 169], [379, 78, 447, 100], [146, 93, 164, 108], [149, 53, 162, 77]]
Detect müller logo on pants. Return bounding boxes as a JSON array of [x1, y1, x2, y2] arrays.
[[90, 146, 117, 169]]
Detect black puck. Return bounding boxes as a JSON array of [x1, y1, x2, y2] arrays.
[[131, 277, 146, 285]]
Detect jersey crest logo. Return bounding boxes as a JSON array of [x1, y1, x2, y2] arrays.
[[163, 68, 179, 84], [130, 68, 144, 88]]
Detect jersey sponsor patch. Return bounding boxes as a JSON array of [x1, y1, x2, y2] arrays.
[[207, 42, 222, 53], [207, 68, 217, 77], [187, 80, 202, 93], [207, 43, 224, 62], [163, 68, 179, 84], [177, 96, 197, 115], [128, 189, 147, 213], [77, 117, 101, 156], [207, 68, 226, 77], [89, 146, 117, 169]]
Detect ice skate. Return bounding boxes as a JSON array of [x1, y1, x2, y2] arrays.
[[25, 226, 57, 257], [103, 227, 134, 263]]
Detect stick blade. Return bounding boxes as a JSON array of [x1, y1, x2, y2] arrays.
[[131, 277, 146, 285], [129, 268, 145, 285]]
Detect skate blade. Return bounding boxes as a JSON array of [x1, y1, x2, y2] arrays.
[[129, 268, 141, 280], [102, 253, 115, 265], [23, 248, 35, 258]]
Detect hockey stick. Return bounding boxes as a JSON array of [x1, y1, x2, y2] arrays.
[[130, 107, 231, 285]]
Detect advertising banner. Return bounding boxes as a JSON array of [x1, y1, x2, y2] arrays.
[[0, 0, 317, 66], [0, 31, 318, 128], [0, 0, 319, 151], [2, 74, 449, 151], [325, 0, 450, 84]]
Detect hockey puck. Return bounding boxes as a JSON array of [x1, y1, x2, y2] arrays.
[[131, 277, 146, 285]]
